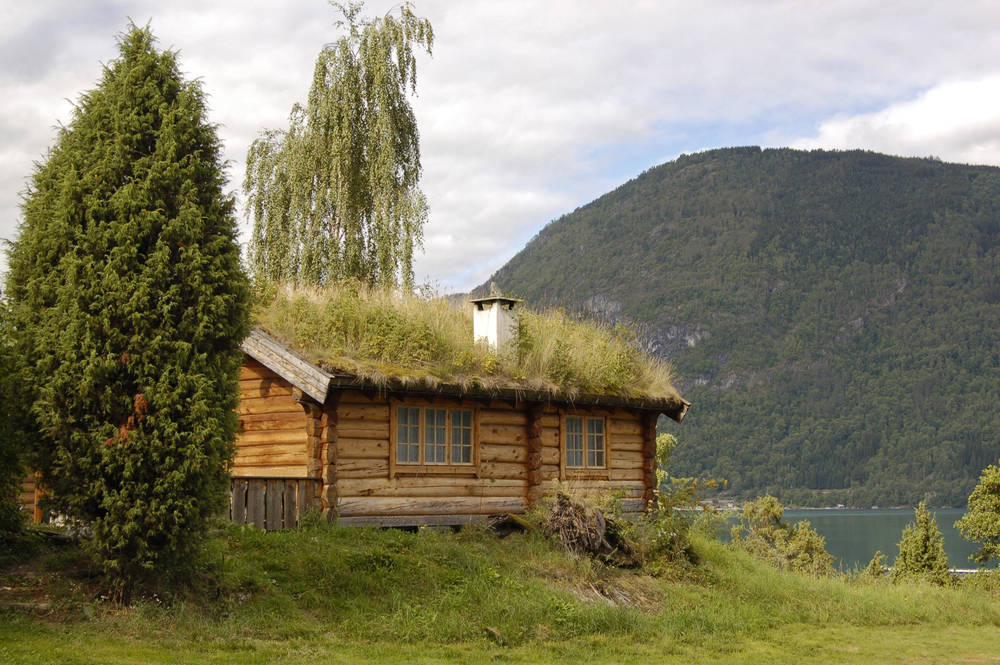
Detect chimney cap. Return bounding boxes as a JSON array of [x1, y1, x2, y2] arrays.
[[469, 295, 522, 310]]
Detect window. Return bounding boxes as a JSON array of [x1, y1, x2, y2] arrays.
[[565, 416, 584, 467], [587, 418, 605, 468], [564, 415, 606, 470], [424, 408, 447, 464], [393, 404, 477, 469], [452, 409, 473, 463], [397, 406, 420, 463]]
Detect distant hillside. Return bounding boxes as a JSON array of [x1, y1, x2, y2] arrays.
[[482, 147, 1000, 507]]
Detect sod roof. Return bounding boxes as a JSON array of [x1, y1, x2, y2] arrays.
[[247, 284, 689, 421]]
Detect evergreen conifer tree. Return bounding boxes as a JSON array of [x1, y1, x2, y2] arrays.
[[4, 25, 250, 595], [955, 464, 1000, 564], [892, 501, 951, 585], [0, 294, 30, 539]]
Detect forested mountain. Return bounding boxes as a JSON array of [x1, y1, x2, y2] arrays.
[[482, 147, 1000, 507]]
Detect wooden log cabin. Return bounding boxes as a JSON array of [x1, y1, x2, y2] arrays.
[[236, 295, 689, 527], [20, 293, 689, 528]]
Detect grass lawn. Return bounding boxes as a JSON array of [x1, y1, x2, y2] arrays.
[[1, 524, 998, 664], [4, 619, 999, 664]]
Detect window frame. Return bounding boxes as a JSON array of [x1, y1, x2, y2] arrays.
[[559, 410, 611, 480], [389, 398, 480, 477]]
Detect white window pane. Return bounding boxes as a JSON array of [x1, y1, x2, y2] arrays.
[[427, 444, 445, 463], [425, 408, 446, 463], [397, 407, 420, 464], [451, 409, 473, 464], [587, 418, 605, 468], [452, 439, 471, 463], [566, 416, 584, 467]]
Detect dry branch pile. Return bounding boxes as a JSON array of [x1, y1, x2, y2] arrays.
[[542, 492, 636, 565]]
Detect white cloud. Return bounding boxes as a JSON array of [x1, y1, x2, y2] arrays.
[[790, 76, 1000, 166], [5, 1, 1000, 291]]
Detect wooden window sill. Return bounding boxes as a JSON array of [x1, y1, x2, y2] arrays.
[[563, 469, 610, 480], [393, 465, 479, 477]]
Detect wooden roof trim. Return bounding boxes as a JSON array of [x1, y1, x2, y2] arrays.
[[241, 328, 334, 403], [326, 377, 691, 422]]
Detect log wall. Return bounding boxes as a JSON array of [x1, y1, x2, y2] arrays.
[[606, 410, 651, 512], [234, 358, 309, 477], [334, 392, 528, 522], [235, 357, 658, 524], [534, 407, 650, 513], [331, 392, 654, 521]]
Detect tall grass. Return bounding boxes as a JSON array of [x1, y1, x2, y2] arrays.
[[4, 523, 999, 663], [254, 282, 681, 403]]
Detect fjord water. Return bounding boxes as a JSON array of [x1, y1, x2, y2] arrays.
[[780, 508, 983, 571]]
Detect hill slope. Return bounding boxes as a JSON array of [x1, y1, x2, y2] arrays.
[[483, 147, 1000, 507], [4, 524, 1000, 663]]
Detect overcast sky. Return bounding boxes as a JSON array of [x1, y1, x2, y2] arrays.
[[3, 1, 1000, 292]]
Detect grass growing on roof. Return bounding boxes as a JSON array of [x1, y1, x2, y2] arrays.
[[253, 282, 681, 403]]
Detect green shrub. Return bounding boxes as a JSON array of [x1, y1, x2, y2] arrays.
[[731, 495, 835, 576], [864, 550, 889, 578], [618, 434, 705, 570], [892, 501, 951, 585], [4, 25, 250, 598], [955, 464, 1000, 565], [959, 567, 1000, 593]]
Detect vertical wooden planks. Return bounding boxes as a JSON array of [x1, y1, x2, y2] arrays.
[[229, 476, 321, 530], [232, 478, 249, 524], [266, 479, 283, 529], [283, 480, 298, 528], [298, 478, 315, 516], [247, 479, 265, 528]]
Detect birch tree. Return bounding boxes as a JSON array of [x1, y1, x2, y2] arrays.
[[245, 1, 433, 288]]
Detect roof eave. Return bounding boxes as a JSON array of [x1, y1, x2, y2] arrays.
[[241, 328, 336, 403], [325, 376, 690, 421]]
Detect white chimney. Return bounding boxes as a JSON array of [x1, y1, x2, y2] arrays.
[[470, 294, 521, 351]]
